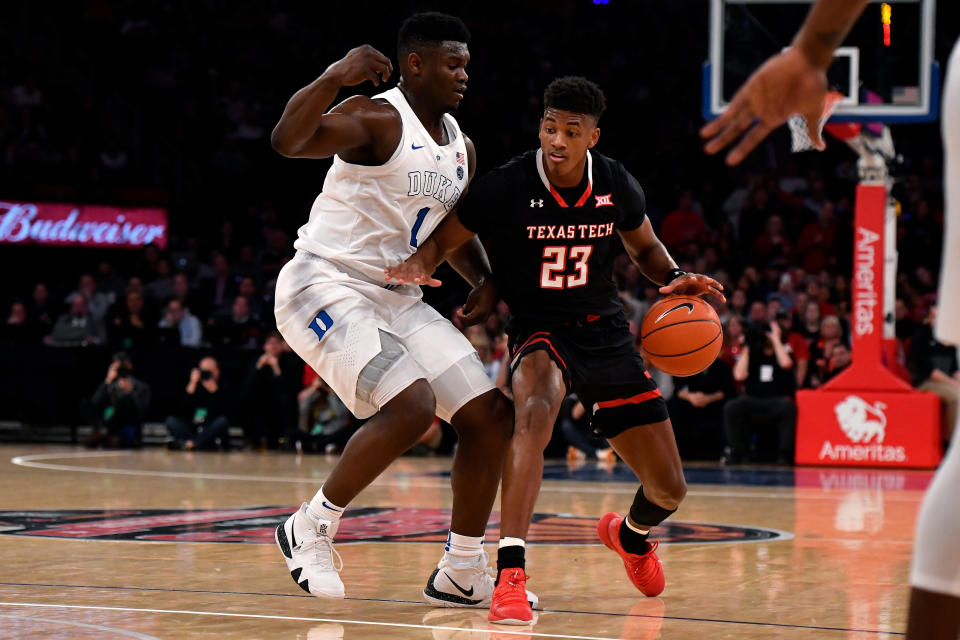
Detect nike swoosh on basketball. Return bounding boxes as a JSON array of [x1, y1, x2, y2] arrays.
[[446, 575, 474, 597], [655, 302, 695, 324], [411, 143, 425, 150]]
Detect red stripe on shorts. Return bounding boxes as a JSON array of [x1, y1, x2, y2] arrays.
[[595, 388, 662, 410], [514, 337, 568, 371]]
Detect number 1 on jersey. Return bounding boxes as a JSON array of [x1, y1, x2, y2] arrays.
[[410, 207, 430, 248], [540, 245, 593, 289]]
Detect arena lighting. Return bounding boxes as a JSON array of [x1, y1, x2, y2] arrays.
[[881, 3, 891, 47]]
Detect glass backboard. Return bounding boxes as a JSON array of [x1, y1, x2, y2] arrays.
[[704, 0, 939, 123]]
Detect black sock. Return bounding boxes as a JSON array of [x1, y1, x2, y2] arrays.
[[496, 545, 525, 583], [618, 518, 650, 555]]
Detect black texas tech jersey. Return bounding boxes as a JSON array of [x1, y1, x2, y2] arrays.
[[457, 149, 646, 326]]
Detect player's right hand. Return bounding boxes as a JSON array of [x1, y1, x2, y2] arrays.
[[700, 46, 828, 166], [326, 45, 394, 88], [384, 256, 442, 287]]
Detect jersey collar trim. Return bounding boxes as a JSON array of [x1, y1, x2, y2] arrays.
[[535, 149, 593, 208]]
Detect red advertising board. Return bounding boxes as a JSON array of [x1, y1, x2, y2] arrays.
[[796, 389, 941, 468], [0, 201, 167, 250]]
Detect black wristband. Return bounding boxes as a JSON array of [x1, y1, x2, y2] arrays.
[[664, 268, 687, 285]]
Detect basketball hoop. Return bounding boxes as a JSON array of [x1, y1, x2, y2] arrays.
[[787, 91, 848, 152]]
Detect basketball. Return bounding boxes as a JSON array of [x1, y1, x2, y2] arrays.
[[640, 295, 723, 376]]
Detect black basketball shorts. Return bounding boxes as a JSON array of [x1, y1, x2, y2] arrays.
[[508, 312, 669, 438]]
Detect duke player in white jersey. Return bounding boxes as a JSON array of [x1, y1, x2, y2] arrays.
[[702, 1, 960, 637], [269, 12, 533, 609]]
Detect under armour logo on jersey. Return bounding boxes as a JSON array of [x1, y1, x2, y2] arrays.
[[594, 193, 614, 207], [309, 310, 334, 341], [530, 199, 544, 208]]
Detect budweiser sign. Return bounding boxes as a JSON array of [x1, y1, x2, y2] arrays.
[[0, 201, 167, 249]]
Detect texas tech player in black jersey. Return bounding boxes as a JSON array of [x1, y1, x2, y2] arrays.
[[458, 147, 646, 327], [387, 76, 724, 625]]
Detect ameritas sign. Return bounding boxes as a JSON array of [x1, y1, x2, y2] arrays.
[[0, 201, 167, 250]]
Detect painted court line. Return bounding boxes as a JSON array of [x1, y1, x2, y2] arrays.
[[0, 582, 903, 635], [9, 451, 923, 502], [0, 612, 162, 640], [0, 601, 620, 640]]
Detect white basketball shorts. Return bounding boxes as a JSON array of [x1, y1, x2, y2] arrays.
[[275, 251, 494, 421]]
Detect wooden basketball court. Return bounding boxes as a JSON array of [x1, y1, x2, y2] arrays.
[[0, 445, 925, 638]]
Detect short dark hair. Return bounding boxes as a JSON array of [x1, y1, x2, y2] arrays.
[[397, 12, 470, 61], [543, 76, 607, 121]]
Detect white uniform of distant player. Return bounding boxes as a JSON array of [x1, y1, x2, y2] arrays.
[[275, 87, 493, 420], [909, 40, 960, 599]]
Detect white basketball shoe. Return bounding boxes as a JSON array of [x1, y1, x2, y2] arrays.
[[275, 503, 344, 598], [423, 549, 539, 609]]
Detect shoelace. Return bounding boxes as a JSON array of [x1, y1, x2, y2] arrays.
[[496, 570, 530, 605], [303, 534, 343, 573], [626, 541, 659, 580]]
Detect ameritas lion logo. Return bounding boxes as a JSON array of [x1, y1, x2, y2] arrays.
[[835, 395, 886, 443], [820, 395, 905, 463]]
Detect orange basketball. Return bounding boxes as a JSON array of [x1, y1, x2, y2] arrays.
[[640, 295, 723, 377]]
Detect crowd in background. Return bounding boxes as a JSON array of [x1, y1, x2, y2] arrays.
[[1, 2, 957, 462]]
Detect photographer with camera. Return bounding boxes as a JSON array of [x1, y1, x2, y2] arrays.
[[165, 356, 231, 451], [723, 319, 797, 464], [86, 352, 151, 448]]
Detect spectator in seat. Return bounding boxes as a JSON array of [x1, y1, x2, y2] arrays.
[[209, 295, 261, 348], [669, 358, 736, 460], [86, 352, 151, 448], [776, 309, 811, 388], [2, 300, 40, 344], [809, 314, 845, 387], [66, 273, 114, 327], [166, 356, 231, 451], [158, 299, 203, 347], [559, 395, 615, 464], [46, 294, 106, 346], [28, 282, 55, 336], [910, 306, 959, 444], [795, 299, 823, 343], [822, 342, 853, 384], [109, 290, 156, 348], [243, 332, 299, 449], [296, 373, 353, 454], [723, 320, 796, 464]]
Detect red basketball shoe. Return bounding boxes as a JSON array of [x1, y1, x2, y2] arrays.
[[488, 568, 533, 625], [597, 512, 665, 596]]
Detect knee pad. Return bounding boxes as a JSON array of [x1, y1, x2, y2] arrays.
[[629, 486, 678, 527], [356, 329, 407, 405], [431, 351, 496, 423]]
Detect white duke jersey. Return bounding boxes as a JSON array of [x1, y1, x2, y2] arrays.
[[293, 87, 469, 289]]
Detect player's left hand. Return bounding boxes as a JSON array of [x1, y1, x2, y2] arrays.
[[659, 273, 726, 303], [457, 278, 497, 327]]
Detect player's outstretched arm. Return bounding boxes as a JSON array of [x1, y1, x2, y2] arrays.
[[700, 0, 870, 165], [619, 220, 726, 302], [271, 45, 395, 159], [384, 211, 477, 287]]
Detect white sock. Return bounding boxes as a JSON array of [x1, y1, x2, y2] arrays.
[[624, 516, 650, 535], [445, 531, 484, 568], [499, 537, 526, 549], [307, 487, 345, 525]]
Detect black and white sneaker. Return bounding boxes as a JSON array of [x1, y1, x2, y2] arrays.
[[275, 503, 344, 598], [423, 550, 539, 609]]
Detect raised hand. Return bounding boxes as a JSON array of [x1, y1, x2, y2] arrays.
[[326, 45, 394, 88], [659, 273, 726, 303], [700, 47, 828, 166]]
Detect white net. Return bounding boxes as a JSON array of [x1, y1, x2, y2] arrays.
[[787, 91, 846, 152]]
